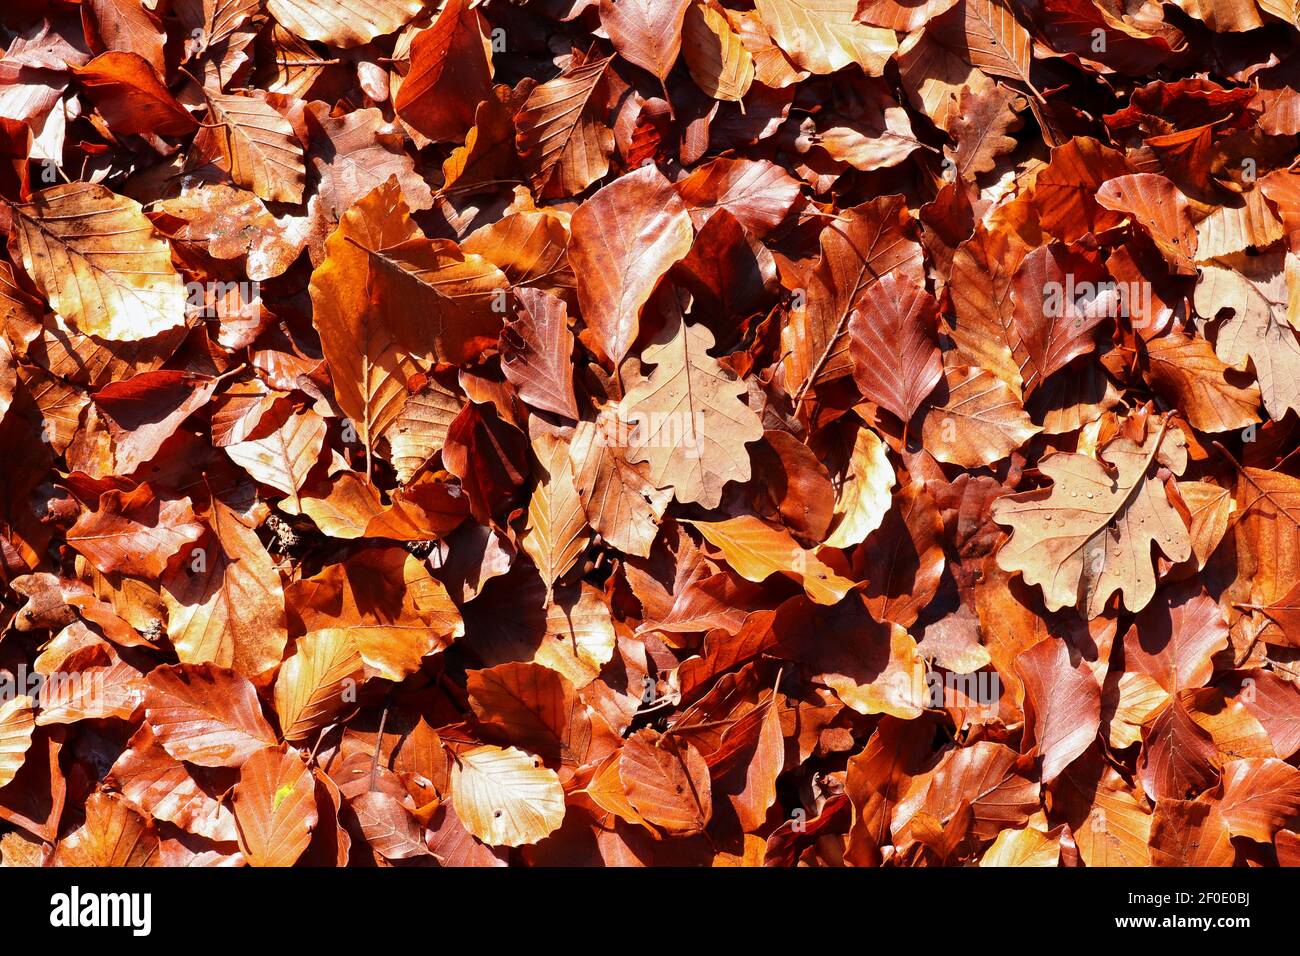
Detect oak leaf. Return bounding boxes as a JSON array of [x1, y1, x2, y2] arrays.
[[992, 420, 1192, 617], [619, 315, 764, 509]]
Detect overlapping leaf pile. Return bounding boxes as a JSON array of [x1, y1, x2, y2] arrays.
[[0, 0, 1299, 868]]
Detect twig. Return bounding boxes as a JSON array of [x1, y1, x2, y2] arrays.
[[368, 691, 391, 792]]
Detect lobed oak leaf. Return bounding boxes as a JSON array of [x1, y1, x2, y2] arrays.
[[619, 315, 764, 509], [306, 104, 434, 230], [992, 420, 1192, 618], [943, 82, 1022, 179]]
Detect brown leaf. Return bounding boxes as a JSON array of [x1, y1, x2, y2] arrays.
[[265, 0, 423, 47], [782, 196, 924, 400], [393, 0, 494, 144], [52, 791, 159, 867], [230, 746, 318, 866], [5, 183, 185, 341], [752, 0, 896, 75], [682, 1, 754, 101], [619, 315, 764, 509], [992, 420, 1192, 617], [193, 91, 305, 204], [569, 165, 695, 368], [273, 630, 364, 743], [921, 364, 1040, 467], [600, 0, 692, 81], [143, 664, 277, 768], [1017, 637, 1102, 783], [0, 696, 35, 790], [502, 288, 580, 420], [73, 52, 197, 137], [514, 54, 615, 199], [848, 272, 944, 423], [618, 728, 712, 834], [67, 484, 205, 579]]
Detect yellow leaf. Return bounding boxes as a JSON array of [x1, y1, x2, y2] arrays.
[[687, 514, 855, 606], [5, 183, 185, 341], [451, 745, 565, 847]]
